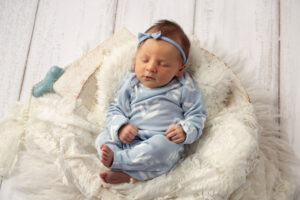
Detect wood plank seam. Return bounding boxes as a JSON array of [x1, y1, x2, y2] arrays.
[[278, 0, 281, 126], [192, 0, 197, 35], [17, 0, 40, 100], [113, 0, 119, 34]]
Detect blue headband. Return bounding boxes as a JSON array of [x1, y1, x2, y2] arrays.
[[138, 31, 187, 63]]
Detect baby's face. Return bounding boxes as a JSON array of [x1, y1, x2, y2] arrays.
[[135, 39, 185, 88]]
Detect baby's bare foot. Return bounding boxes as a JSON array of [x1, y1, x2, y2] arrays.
[[100, 170, 131, 184], [100, 144, 114, 168]]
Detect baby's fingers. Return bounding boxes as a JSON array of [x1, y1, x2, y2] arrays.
[[172, 137, 185, 143], [121, 137, 131, 144], [126, 132, 136, 141], [171, 133, 185, 143], [165, 131, 177, 140], [125, 126, 137, 136], [165, 126, 176, 135]]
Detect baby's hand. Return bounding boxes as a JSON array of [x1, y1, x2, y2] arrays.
[[165, 125, 186, 143], [118, 124, 138, 144]]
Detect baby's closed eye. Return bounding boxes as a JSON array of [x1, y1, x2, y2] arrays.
[[141, 58, 149, 63], [158, 61, 170, 67]]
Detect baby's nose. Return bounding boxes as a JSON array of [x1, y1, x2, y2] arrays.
[[146, 62, 157, 72]]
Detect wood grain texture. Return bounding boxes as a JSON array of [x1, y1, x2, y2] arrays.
[[0, 0, 298, 166], [19, 0, 118, 101], [194, 0, 280, 106], [115, 0, 195, 35], [0, 0, 299, 197], [0, 0, 38, 119], [280, 0, 300, 158]]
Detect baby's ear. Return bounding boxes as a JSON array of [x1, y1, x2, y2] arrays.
[[176, 64, 186, 77]]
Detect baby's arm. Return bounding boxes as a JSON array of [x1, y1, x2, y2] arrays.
[[106, 72, 135, 141], [178, 75, 207, 144], [118, 124, 138, 144]]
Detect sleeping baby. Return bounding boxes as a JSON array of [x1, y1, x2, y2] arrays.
[[95, 19, 206, 184]]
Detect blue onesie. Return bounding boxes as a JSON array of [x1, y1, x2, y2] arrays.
[[95, 71, 206, 181]]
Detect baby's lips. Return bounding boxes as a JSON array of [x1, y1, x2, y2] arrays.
[[144, 76, 155, 80]]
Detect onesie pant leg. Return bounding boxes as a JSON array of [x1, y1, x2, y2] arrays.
[[111, 134, 184, 181]]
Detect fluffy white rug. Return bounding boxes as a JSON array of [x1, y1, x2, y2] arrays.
[[0, 30, 298, 200]]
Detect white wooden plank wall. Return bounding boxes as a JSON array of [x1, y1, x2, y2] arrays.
[[19, 0, 118, 100], [0, 0, 299, 194], [0, 0, 38, 117], [280, 0, 300, 165]]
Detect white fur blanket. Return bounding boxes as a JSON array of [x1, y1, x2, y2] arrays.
[[0, 29, 298, 200]]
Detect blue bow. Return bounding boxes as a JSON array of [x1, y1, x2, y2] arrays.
[[137, 31, 187, 63], [138, 31, 162, 43]]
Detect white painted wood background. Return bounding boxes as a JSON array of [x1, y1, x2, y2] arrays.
[[0, 0, 299, 197]]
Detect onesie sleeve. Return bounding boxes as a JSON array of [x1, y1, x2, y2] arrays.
[[178, 74, 206, 144], [106, 72, 134, 141]]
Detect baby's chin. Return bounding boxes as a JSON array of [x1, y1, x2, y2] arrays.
[[139, 80, 166, 88], [141, 82, 160, 88]]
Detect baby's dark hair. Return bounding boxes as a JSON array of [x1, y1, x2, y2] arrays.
[[145, 19, 191, 62]]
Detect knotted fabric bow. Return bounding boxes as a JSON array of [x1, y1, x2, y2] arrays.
[[138, 31, 187, 63]]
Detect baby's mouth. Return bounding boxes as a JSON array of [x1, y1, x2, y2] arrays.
[[143, 75, 155, 80]]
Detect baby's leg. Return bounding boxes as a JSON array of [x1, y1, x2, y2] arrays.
[[99, 145, 135, 184], [95, 131, 134, 184], [95, 130, 125, 167], [111, 134, 184, 181], [95, 130, 123, 156]]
